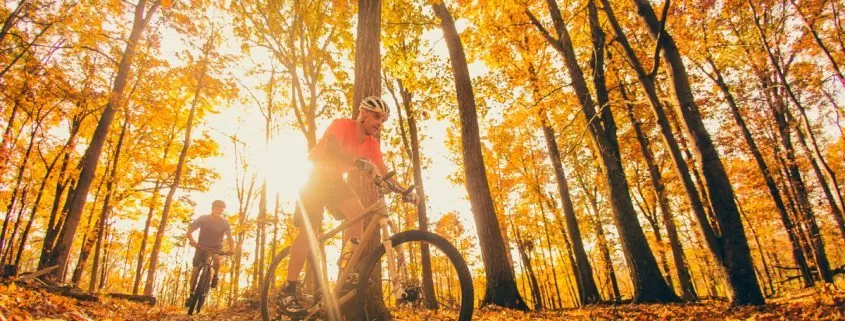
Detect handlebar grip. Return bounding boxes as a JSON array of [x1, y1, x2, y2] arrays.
[[383, 170, 396, 180]]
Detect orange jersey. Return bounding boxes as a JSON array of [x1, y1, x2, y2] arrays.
[[309, 119, 386, 175]]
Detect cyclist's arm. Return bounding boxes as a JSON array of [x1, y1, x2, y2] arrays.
[[187, 224, 199, 247], [324, 133, 360, 166], [374, 154, 409, 192]]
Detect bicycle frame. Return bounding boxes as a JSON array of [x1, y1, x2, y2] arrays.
[[296, 188, 412, 318]]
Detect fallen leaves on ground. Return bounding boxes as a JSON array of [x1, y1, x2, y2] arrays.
[[1, 284, 843, 320]]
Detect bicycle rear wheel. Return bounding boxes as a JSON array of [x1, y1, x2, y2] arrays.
[[261, 247, 306, 321], [355, 230, 474, 321], [188, 265, 211, 315]]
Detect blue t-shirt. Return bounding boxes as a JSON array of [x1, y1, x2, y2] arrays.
[[191, 214, 231, 249]]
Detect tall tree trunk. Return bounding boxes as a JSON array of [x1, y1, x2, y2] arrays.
[[788, 0, 845, 87], [0, 100, 20, 177], [540, 120, 600, 304], [527, 1, 677, 302], [766, 79, 834, 284], [39, 114, 83, 270], [47, 0, 161, 280], [602, 0, 719, 274], [144, 54, 207, 295], [14, 135, 63, 267], [512, 220, 542, 311], [394, 80, 437, 309], [90, 117, 128, 292], [0, 122, 38, 259], [71, 176, 107, 284], [532, 185, 564, 308], [700, 57, 813, 287], [620, 84, 696, 300], [792, 104, 845, 243], [736, 199, 774, 297], [133, 180, 161, 295], [435, 1, 526, 309], [346, 0, 393, 318], [628, 0, 764, 305]]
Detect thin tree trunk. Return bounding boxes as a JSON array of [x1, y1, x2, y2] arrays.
[[435, 1, 525, 309], [39, 114, 82, 270], [620, 83, 697, 300], [540, 121, 600, 304], [0, 100, 20, 176], [14, 136, 63, 267], [144, 52, 206, 295], [629, 0, 764, 304], [736, 199, 774, 297], [700, 57, 813, 287], [527, 2, 677, 302], [0, 122, 38, 258], [71, 175, 107, 284], [512, 221, 543, 311], [48, 0, 161, 280], [765, 76, 834, 283], [788, 0, 845, 87], [133, 180, 162, 295], [394, 80, 437, 309], [90, 117, 128, 292]]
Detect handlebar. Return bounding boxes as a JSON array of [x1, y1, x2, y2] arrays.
[[194, 245, 233, 256], [374, 171, 415, 201]]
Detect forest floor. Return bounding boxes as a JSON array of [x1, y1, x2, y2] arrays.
[[2, 282, 844, 320]]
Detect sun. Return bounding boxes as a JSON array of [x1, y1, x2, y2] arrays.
[[255, 129, 312, 200]]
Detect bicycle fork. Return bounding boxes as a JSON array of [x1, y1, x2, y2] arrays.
[[380, 218, 410, 302]]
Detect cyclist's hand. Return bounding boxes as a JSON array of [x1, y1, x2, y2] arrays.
[[189, 240, 198, 248], [403, 191, 419, 205], [355, 157, 375, 174]]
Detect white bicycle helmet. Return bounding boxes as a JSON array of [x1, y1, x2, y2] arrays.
[[359, 96, 390, 118]]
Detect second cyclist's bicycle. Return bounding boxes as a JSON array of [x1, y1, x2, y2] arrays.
[[187, 246, 231, 315], [260, 171, 474, 321]]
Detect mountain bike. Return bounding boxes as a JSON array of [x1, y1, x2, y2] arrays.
[[187, 246, 231, 315], [260, 171, 474, 321]]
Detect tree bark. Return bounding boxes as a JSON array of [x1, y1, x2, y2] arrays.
[[346, 0, 392, 318], [90, 116, 128, 292], [38, 114, 83, 270], [394, 80, 437, 309], [512, 221, 542, 310], [540, 121, 600, 305], [132, 180, 161, 295], [527, 1, 677, 302], [700, 57, 813, 288], [435, 1, 528, 310], [144, 50, 207, 295], [621, 85, 696, 300], [0, 121, 38, 259], [629, 0, 764, 305], [47, 0, 161, 280]]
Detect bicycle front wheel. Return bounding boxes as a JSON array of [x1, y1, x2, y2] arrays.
[[189, 265, 211, 315], [355, 230, 474, 321]]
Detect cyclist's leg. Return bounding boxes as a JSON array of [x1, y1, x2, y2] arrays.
[[287, 201, 324, 284], [189, 248, 205, 292], [186, 249, 205, 307], [336, 197, 366, 242], [325, 179, 365, 244], [211, 253, 221, 288]]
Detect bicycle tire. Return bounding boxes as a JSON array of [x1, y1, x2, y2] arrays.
[[189, 265, 211, 315], [355, 230, 474, 321], [260, 246, 292, 321]]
